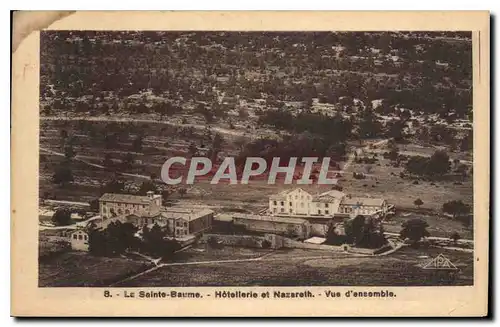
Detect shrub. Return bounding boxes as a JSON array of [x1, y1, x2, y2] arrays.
[[261, 240, 271, 249]]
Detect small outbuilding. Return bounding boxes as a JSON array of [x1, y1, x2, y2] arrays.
[[70, 229, 89, 252]]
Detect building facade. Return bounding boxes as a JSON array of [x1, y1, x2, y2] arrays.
[[99, 191, 161, 220], [338, 196, 388, 216], [269, 188, 313, 215], [233, 213, 311, 240], [268, 188, 388, 219], [70, 229, 89, 251], [99, 206, 214, 239]]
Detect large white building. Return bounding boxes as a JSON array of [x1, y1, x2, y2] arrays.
[[269, 188, 388, 219]]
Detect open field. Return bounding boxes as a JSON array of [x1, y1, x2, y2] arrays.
[[120, 246, 473, 287], [383, 212, 473, 240], [39, 252, 152, 287], [338, 150, 473, 211], [175, 245, 273, 263]]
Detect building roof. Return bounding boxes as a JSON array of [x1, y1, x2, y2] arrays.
[[269, 189, 294, 200], [269, 188, 310, 200], [313, 190, 346, 203], [161, 208, 214, 221], [70, 229, 88, 235], [99, 193, 155, 205], [317, 190, 345, 199], [304, 236, 326, 244], [92, 214, 130, 229], [341, 197, 385, 207], [233, 213, 308, 225]]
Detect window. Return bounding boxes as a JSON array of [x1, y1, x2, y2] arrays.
[[325, 210, 329, 215], [325, 203, 329, 208], [280, 201, 284, 206], [273, 208, 277, 213], [289, 202, 292, 206], [73, 234, 77, 240], [78, 234, 83, 240], [184, 222, 188, 227], [84, 235, 88, 241], [273, 200, 277, 205], [280, 208, 284, 213], [289, 209, 293, 213], [318, 210, 321, 215]]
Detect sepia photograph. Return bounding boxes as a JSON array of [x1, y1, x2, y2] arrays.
[[38, 30, 474, 288], [11, 11, 489, 317]]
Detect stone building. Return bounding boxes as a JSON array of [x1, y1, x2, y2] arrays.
[[99, 191, 161, 220]]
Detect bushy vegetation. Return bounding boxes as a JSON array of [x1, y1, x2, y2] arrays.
[[88, 221, 181, 260], [400, 218, 430, 246], [325, 215, 387, 249], [40, 31, 472, 121]]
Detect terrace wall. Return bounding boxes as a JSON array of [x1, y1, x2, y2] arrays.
[[200, 233, 266, 248], [282, 237, 345, 252]]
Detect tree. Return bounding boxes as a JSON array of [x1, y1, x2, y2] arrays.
[[103, 154, 114, 168], [52, 208, 72, 226], [450, 232, 461, 244], [388, 148, 399, 162], [89, 198, 99, 212], [161, 190, 171, 206], [64, 144, 76, 160], [455, 163, 469, 181], [132, 135, 143, 152], [89, 221, 139, 256], [343, 215, 386, 248], [122, 153, 135, 169], [358, 109, 383, 139], [325, 220, 348, 245], [387, 120, 406, 142], [101, 179, 125, 194], [60, 129, 68, 139], [405, 156, 427, 176], [188, 142, 198, 157], [138, 180, 157, 195], [414, 198, 424, 208], [178, 188, 187, 197], [238, 107, 249, 119], [52, 165, 74, 186], [427, 150, 451, 176], [400, 218, 430, 246], [442, 200, 471, 219], [142, 224, 180, 260]]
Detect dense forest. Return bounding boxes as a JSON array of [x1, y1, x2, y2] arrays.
[[40, 31, 472, 119]]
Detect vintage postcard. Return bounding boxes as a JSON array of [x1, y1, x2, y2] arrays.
[[11, 11, 490, 317]]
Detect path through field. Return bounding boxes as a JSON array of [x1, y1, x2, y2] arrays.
[[41, 116, 254, 139], [40, 146, 151, 180]]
